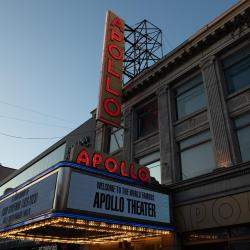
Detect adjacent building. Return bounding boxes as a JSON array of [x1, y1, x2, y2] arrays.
[[0, 165, 15, 183]]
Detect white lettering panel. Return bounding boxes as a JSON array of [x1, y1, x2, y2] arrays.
[[67, 172, 170, 224]]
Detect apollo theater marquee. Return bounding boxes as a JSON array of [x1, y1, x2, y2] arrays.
[[0, 11, 173, 245]]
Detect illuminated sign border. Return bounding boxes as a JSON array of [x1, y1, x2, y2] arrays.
[[67, 171, 171, 226], [0, 162, 172, 230]]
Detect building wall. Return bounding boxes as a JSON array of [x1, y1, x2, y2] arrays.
[[97, 1, 250, 248], [173, 161, 250, 232], [120, 1, 250, 185]]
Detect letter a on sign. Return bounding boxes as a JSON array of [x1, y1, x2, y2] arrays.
[[96, 10, 125, 128]]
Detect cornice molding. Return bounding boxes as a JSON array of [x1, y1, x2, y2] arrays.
[[156, 86, 168, 97], [199, 55, 216, 70], [122, 3, 250, 102]]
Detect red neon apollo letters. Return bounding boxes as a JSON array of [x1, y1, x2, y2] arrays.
[[76, 149, 151, 183], [97, 11, 125, 127]]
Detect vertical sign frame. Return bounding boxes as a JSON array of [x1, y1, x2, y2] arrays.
[[97, 11, 125, 127]]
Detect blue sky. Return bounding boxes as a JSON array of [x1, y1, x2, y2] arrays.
[[0, 0, 237, 169]]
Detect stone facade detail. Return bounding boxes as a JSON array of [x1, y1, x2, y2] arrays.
[[175, 191, 250, 232], [122, 107, 134, 162], [201, 57, 233, 168], [134, 133, 159, 157], [228, 89, 250, 114], [175, 111, 208, 136], [157, 86, 175, 184]]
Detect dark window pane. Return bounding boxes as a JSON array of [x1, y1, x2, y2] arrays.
[[176, 75, 206, 119], [223, 46, 250, 94], [223, 46, 250, 68], [237, 126, 250, 162], [108, 126, 124, 153], [225, 58, 250, 93], [235, 113, 250, 128], [137, 100, 158, 138], [181, 141, 215, 179], [235, 114, 250, 162], [176, 75, 203, 95], [179, 131, 215, 180]]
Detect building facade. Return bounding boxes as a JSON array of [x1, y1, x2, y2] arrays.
[[0, 1, 250, 249], [96, 1, 250, 249]]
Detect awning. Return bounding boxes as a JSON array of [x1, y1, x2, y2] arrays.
[[0, 162, 173, 244]]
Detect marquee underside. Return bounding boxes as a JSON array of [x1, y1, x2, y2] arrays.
[[0, 214, 171, 245], [0, 162, 173, 245]]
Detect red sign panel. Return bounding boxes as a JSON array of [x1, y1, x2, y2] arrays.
[[76, 148, 151, 183], [97, 10, 125, 127]]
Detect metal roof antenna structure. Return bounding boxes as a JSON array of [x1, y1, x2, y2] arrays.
[[123, 19, 163, 84]]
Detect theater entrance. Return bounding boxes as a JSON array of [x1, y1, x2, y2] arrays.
[[183, 225, 250, 250], [0, 162, 174, 248]]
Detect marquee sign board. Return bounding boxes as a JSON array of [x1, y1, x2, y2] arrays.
[[96, 10, 125, 127], [67, 171, 170, 225], [0, 173, 57, 227], [0, 162, 172, 244]]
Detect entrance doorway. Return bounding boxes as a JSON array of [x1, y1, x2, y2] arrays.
[[183, 225, 250, 250], [184, 240, 250, 250]]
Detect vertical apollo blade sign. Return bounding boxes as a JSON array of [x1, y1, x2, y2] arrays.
[[97, 11, 125, 127]]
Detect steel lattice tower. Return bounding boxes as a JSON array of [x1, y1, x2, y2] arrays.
[[123, 20, 163, 83]]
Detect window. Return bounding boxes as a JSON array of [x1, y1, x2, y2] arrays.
[[179, 131, 216, 180], [223, 46, 250, 94], [137, 100, 158, 138], [176, 74, 206, 119], [108, 125, 124, 153], [235, 113, 250, 162], [138, 151, 161, 183], [0, 143, 66, 196]]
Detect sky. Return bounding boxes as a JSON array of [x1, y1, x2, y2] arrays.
[[0, 0, 238, 169]]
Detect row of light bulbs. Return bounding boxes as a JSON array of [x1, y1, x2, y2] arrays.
[[0, 216, 170, 245]]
